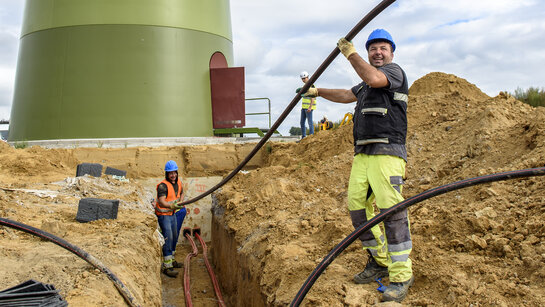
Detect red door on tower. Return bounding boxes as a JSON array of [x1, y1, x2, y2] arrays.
[[209, 52, 245, 129]]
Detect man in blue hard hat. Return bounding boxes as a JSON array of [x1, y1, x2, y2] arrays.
[[303, 29, 413, 302], [155, 160, 186, 278]]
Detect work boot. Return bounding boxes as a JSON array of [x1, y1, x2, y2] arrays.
[[382, 275, 414, 302], [162, 268, 179, 278], [353, 256, 388, 284], [172, 260, 182, 268]]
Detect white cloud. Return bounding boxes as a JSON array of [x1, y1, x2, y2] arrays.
[[238, 0, 544, 134], [1, 0, 545, 135]]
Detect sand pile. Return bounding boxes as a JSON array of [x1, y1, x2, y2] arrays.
[[215, 72, 545, 306], [0, 145, 78, 184], [0, 163, 161, 305]]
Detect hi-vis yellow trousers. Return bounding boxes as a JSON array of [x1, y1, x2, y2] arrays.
[[347, 153, 412, 282]]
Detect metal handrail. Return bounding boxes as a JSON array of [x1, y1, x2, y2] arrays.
[[245, 97, 271, 129]]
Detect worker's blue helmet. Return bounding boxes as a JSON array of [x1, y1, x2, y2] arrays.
[[365, 29, 396, 52], [164, 160, 178, 172]]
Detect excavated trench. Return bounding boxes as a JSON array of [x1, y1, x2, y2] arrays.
[[137, 141, 280, 306], [210, 201, 267, 306], [0, 138, 286, 306]]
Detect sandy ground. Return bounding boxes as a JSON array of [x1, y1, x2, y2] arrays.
[[0, 143, 260, 306], [215, 72, 545, 306], [1, 71, 545, 306]]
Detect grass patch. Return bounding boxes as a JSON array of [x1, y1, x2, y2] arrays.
[[14, 140, 28, 149], [510, 86, 545, 107]]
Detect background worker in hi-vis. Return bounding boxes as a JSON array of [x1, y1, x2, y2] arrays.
[[298, 71, 316, 138], [303, 29, 412, 303]]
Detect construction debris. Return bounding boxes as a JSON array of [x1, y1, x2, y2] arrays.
[[0, 279, 67, 307]]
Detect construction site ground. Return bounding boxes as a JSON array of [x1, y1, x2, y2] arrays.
[[1, 72, 545, 306]]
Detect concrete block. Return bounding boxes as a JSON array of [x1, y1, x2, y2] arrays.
[[76, 163, 103, 177], [104, 166, 127, 177], [76, 198, 119, 223]]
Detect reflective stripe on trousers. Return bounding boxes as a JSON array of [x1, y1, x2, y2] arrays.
[[347, 153, 412, 282], [163, 255, 174, 269]]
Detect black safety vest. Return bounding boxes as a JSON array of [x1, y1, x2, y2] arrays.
[[352, 65, 408, 146]]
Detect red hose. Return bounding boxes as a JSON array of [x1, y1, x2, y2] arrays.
[[183, 233, 199, 307], [195, 233, 226, 307]]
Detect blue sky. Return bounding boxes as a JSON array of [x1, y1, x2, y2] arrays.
[[1, 0, 545, 135]]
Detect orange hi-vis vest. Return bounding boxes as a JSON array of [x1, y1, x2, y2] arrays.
[[155, 179, 182, 216]]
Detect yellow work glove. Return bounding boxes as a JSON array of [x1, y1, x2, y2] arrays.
[[338, 38, 356, 59], [174, 203, 185, 209], [303, 87, 319, 98]]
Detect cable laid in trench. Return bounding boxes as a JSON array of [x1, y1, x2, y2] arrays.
[[179, 0, 397, 206], [183, 233, 199, 307], [290, 166, 545, 306], [0, 217, 140, 307], [195, 232, 226, 307]]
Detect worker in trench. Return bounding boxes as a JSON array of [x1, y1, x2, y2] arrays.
[[154, 160, 187, 278], [303, 29, 412, 302]]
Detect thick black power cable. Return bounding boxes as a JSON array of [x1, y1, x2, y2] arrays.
[[180, 0, 398, 206], [290, 166, 545, 306], [0, 217, 140, 307]]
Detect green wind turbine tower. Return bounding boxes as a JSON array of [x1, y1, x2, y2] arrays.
[[9, 0, 235, 141]]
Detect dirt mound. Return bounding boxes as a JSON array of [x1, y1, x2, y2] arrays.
[[267, 123, 353, 168], [0, 176, 161, 306], [0, 140, 10, 150], [215, 72, 545, 306], [409, 72, 490, 101], [0, 146, 79, 184]]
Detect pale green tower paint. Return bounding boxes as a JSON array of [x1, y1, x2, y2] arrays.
[[9, 0, 233, 141]]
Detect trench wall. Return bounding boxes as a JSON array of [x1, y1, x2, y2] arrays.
[[70, 143, 268, 178], [211, 202, 267, 306]]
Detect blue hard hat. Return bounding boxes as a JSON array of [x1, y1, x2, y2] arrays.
[[365, 29, 396, 52], [164, 160, 178, 172]]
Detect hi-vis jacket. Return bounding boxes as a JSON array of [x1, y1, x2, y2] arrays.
[[302, 85, 317, 110], [302, 96, 317, 110], [155, 179, 183, 216]]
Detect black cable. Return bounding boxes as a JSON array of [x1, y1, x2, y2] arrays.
[[0, 217, 140, 307], [180, 0, 398, 206], [290, 166, 545, 306]]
